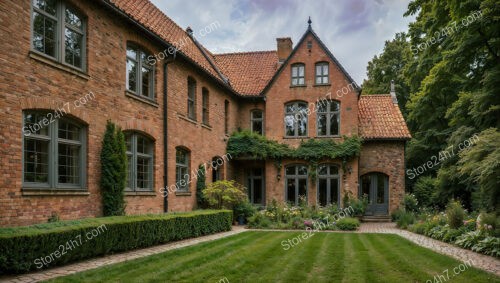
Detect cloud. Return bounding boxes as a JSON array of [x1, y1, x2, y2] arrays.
[[150, 0, 414, 83]]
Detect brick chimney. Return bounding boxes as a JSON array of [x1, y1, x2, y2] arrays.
[[277, 37, 293, 62], [390, 80, 398, 105]]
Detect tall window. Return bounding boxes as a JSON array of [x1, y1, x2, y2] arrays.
[[284, 102, 308, 137], [126, 44, 154, 99], [285, 165, 308, 206], [224, 100, 229, 135], [202, 88, 209, 124], [250, 110, 263, 135], [23, 111, 86, 188], [187, 77, 196, 120], [32, 0, 86, 69], [315, 62, 329, 84], [125, 133, 153, 191], [248, 168, 264, 205], [291, 63, 305, 86], [317, 164, 339, 206], [317, 100, 340, 136], [176, 148, 190, 192]]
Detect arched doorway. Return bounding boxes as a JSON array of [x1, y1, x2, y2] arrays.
[[360, 172, 389, 215]]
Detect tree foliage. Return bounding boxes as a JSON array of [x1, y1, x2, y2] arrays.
[[100, 121, 127, 216], [196, 164, 207, 208]]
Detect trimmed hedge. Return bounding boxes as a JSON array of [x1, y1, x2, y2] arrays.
[[0, 210, 232, 274]]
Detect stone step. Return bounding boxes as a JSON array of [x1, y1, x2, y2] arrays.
[[361, 216, 392, 222]]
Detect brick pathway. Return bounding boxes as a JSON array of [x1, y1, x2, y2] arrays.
[[1, 223, 499, 282]]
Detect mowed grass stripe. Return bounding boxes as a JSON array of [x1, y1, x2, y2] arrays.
[[48, 231, 500, 283], [49, 231, 260, 283], [308, 233, 346, 282], [278, 232, 326, 282], [175, 232, 291, 282]]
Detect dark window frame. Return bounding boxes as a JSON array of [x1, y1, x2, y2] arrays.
[[315, 62, 329, 85], [202, 87, 209, 125], [291, 63, 305, 86], [317, 164, 340, 207], [285, 164, 308, 206], [125, 132, 154, 191], [126, 43, 155, 100], [175, 147, 190, 192], [317, 99, 340, 137], [284, 101, 308, 137], [250, 109, 264, 135], [22, 110, 87, 190], [31, 0, 87, 71], [187, 77, 197, 120]]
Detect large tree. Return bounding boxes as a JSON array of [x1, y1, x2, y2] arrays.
[[362, 32, 411, 117]]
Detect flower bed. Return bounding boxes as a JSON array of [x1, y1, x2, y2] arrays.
[[247, 197, 361, 231]]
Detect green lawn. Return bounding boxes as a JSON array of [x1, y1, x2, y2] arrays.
[[49, 231, 499, 283]]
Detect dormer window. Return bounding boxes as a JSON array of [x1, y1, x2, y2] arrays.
[[291, 63, 305, 86]]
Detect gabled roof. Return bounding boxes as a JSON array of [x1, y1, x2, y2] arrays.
[[214, 51, 279, 96], [358, 95, 412, 140], [261, 26, 361, 96], [103, 0, 229, 86]]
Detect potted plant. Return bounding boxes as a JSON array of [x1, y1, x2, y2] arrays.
[[234, 201, 256, 225]]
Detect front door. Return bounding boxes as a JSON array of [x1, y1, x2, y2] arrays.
[[360, 173, 388, 215]]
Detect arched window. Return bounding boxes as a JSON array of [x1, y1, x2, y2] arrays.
[[187, 77, 197, 120], [23, 110, 87, 188], [285, 165, 308, 206], [202, 87, 209, 124], [317, 164, 339, 206], [175, 147, 190, 192], [284, 102, 308, 137], [31, 1, 86, 70], [211, 156, 224, 182], [291, 63, 305, 86], [250, 110, 263, 135], [317, 100, 340, 136], [315, 62, 329, 84], [125, 132, 154, 191], [126, 43, 154, 99]]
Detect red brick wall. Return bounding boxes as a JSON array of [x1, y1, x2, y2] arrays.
[[0, 0, 169, 226], [359, 141, 406, 213]]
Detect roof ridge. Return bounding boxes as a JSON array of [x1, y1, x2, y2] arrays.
[[214, 50, 276, 56]]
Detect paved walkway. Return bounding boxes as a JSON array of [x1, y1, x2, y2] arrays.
[[1, 223, 499, 282]]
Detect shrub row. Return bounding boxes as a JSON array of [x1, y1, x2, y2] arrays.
[[0, 210, 232, 274]]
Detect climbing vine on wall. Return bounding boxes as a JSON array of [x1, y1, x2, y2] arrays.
[[226, 130, 362, 163]]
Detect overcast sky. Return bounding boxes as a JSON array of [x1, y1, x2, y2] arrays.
[[150, 0, 414, 84]]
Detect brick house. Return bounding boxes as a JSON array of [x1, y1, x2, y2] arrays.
[[0, 0, 411, 227]]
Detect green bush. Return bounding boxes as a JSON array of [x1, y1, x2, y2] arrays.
[[403, 194, 419, 213], [0, 210, 232, 274], [233, 201, 256, 222], [336, 217, 360, 231], [455, 231, 485, 249], [100, 121, 127, 216], [413, 176, 436, 208], [446, 200, 465, 229], [203, 180, 247, 209], [196, 164, 207, 208], [479, 212, 500, 237], [391, 208, 405, 222], [472, 237, 500, 257], [408, 222, 426, 234], [396, 211, 415, 229]]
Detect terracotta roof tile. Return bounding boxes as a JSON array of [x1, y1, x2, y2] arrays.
[[358, 95, 412, 140], [214, 51, 278, 96], [107, 0, 224, 82]]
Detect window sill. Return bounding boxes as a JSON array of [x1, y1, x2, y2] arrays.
[[125, 91, 159, 107], [29, 51, 89, 80], [314, 83, 331, 87], [201, 123, 212, 130], [22, 188, 89, 196], [290, 84, 307, 88], [125, 191, 156, 196], [178, 114, 198, 125], [315, 135, 341, 138], [175, 191, 192, 196], [283, 136, 310, 139]]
